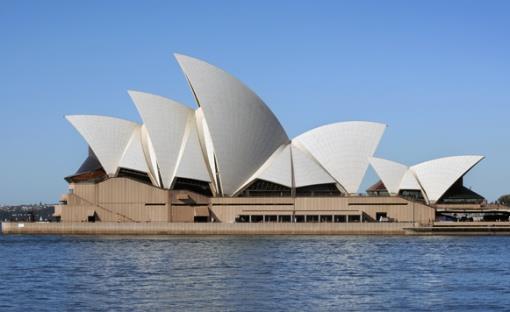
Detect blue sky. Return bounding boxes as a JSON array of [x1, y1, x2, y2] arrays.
[[1, 0, 509, 204]]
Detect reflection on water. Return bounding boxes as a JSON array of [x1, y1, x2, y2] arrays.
[[1, 235, 509, 311]]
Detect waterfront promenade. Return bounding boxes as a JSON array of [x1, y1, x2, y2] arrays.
[[4, 221, 510, 235], [2, 222, 412, 235]]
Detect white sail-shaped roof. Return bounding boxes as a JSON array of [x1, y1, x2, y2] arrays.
[[370, 155, 484, 202], [411, 155, 484, 204], [257, 144, 292, 187], [399, 170, 421, 190], [175, 54, 289, 196], [294, 121, 386, 193], [66, 53, 486, 202], [175, 113, 211, 182], [129, 91, 193, 189], [66, 115, 138, 176], [369, 157, 408, 195], [119, 126, 150, 174], [291, 144, 336, 188], [236, 144, 293, 192]]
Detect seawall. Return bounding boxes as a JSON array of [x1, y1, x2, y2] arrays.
[[1, 222, 413, 235]]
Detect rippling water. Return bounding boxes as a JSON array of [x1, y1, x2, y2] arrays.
[[1, 235, 510, 311]]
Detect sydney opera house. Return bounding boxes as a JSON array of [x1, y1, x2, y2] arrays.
[[54, 54, 485, 224]]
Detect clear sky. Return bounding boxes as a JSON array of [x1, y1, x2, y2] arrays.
[[1, 0, 509, 204]]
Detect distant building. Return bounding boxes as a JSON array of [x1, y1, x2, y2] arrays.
[[55, 54, 484, 224]]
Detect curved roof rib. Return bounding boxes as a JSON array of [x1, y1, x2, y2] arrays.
[[411, 155, 484, 204], [294, 121, 386, 194], [128, 91, 193, 189], [66, 115, 138, 176], [369, 157, 408, 195], [175, 54, 289, 195], [140, 125, 161, 187], [195, 108, 219, 192]]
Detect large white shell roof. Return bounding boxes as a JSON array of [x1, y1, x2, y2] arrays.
[[370, 155, 484, 203], [66, 115, 139, 176], [118, 126, 150, 175], [411, 155, 484, 203], [66, 53, 485, 200], [129, 91, 194, 189], [294, 121, 386, 193], [175, 54, 289, 196], [369, 157, 409, 195]]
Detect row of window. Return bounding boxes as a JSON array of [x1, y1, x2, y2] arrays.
[[235, 214, 362, 223]]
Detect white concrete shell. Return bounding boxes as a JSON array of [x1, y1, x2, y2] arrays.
[[236, 144, 293, 192], [175, 54, 289, 196], [175, 113, 211, 182], [294, 121, 386, 193], [399, 170, 421, 190], [411, 155, 484, 204], [128, 91, 193, 189], [236, 142, 340, 192], [66, 115, 138, 176], [119, 126, 150, 174], [370, 155, 484, 202], [291, 144, 336, 188], [369, 157, 408, 195], [257, 144, 292, 187]]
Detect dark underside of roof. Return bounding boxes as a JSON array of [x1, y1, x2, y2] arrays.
[[438, 178, 485, 204], [65, 148, 106, 183]]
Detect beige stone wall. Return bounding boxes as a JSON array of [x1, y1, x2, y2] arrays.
[[209, 196, 434, 224], [97, 178, 168, 204], [295, 196, 433, 224], [62, 178, 171, 222], [210, 205, 295, 223], [59, 178, 435, 225], [69, 183, 96, 203]]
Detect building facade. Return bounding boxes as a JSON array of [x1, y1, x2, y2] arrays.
[[55, 54, 484, 225]]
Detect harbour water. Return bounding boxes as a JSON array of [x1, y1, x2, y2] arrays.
[[1, 235, 509, 311]]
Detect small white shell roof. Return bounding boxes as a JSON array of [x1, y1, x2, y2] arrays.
[[174, 112, 211, 182], [370, 155, 484, 203], [294, 121, 386, 193], [399, 170, 421, 190], [175, 54, 289, 196], [119, 126, 150, 174], [411, 155, 484, 203], [129, 91, 193, 189], [291, 144, 336, 188], [235, 142, 338, 193], [369, 157, 408, 194], [66, 115, 139, 176], [251, 144, 293, 188]]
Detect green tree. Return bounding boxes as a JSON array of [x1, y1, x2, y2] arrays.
[[498, 194, 510, 206]]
